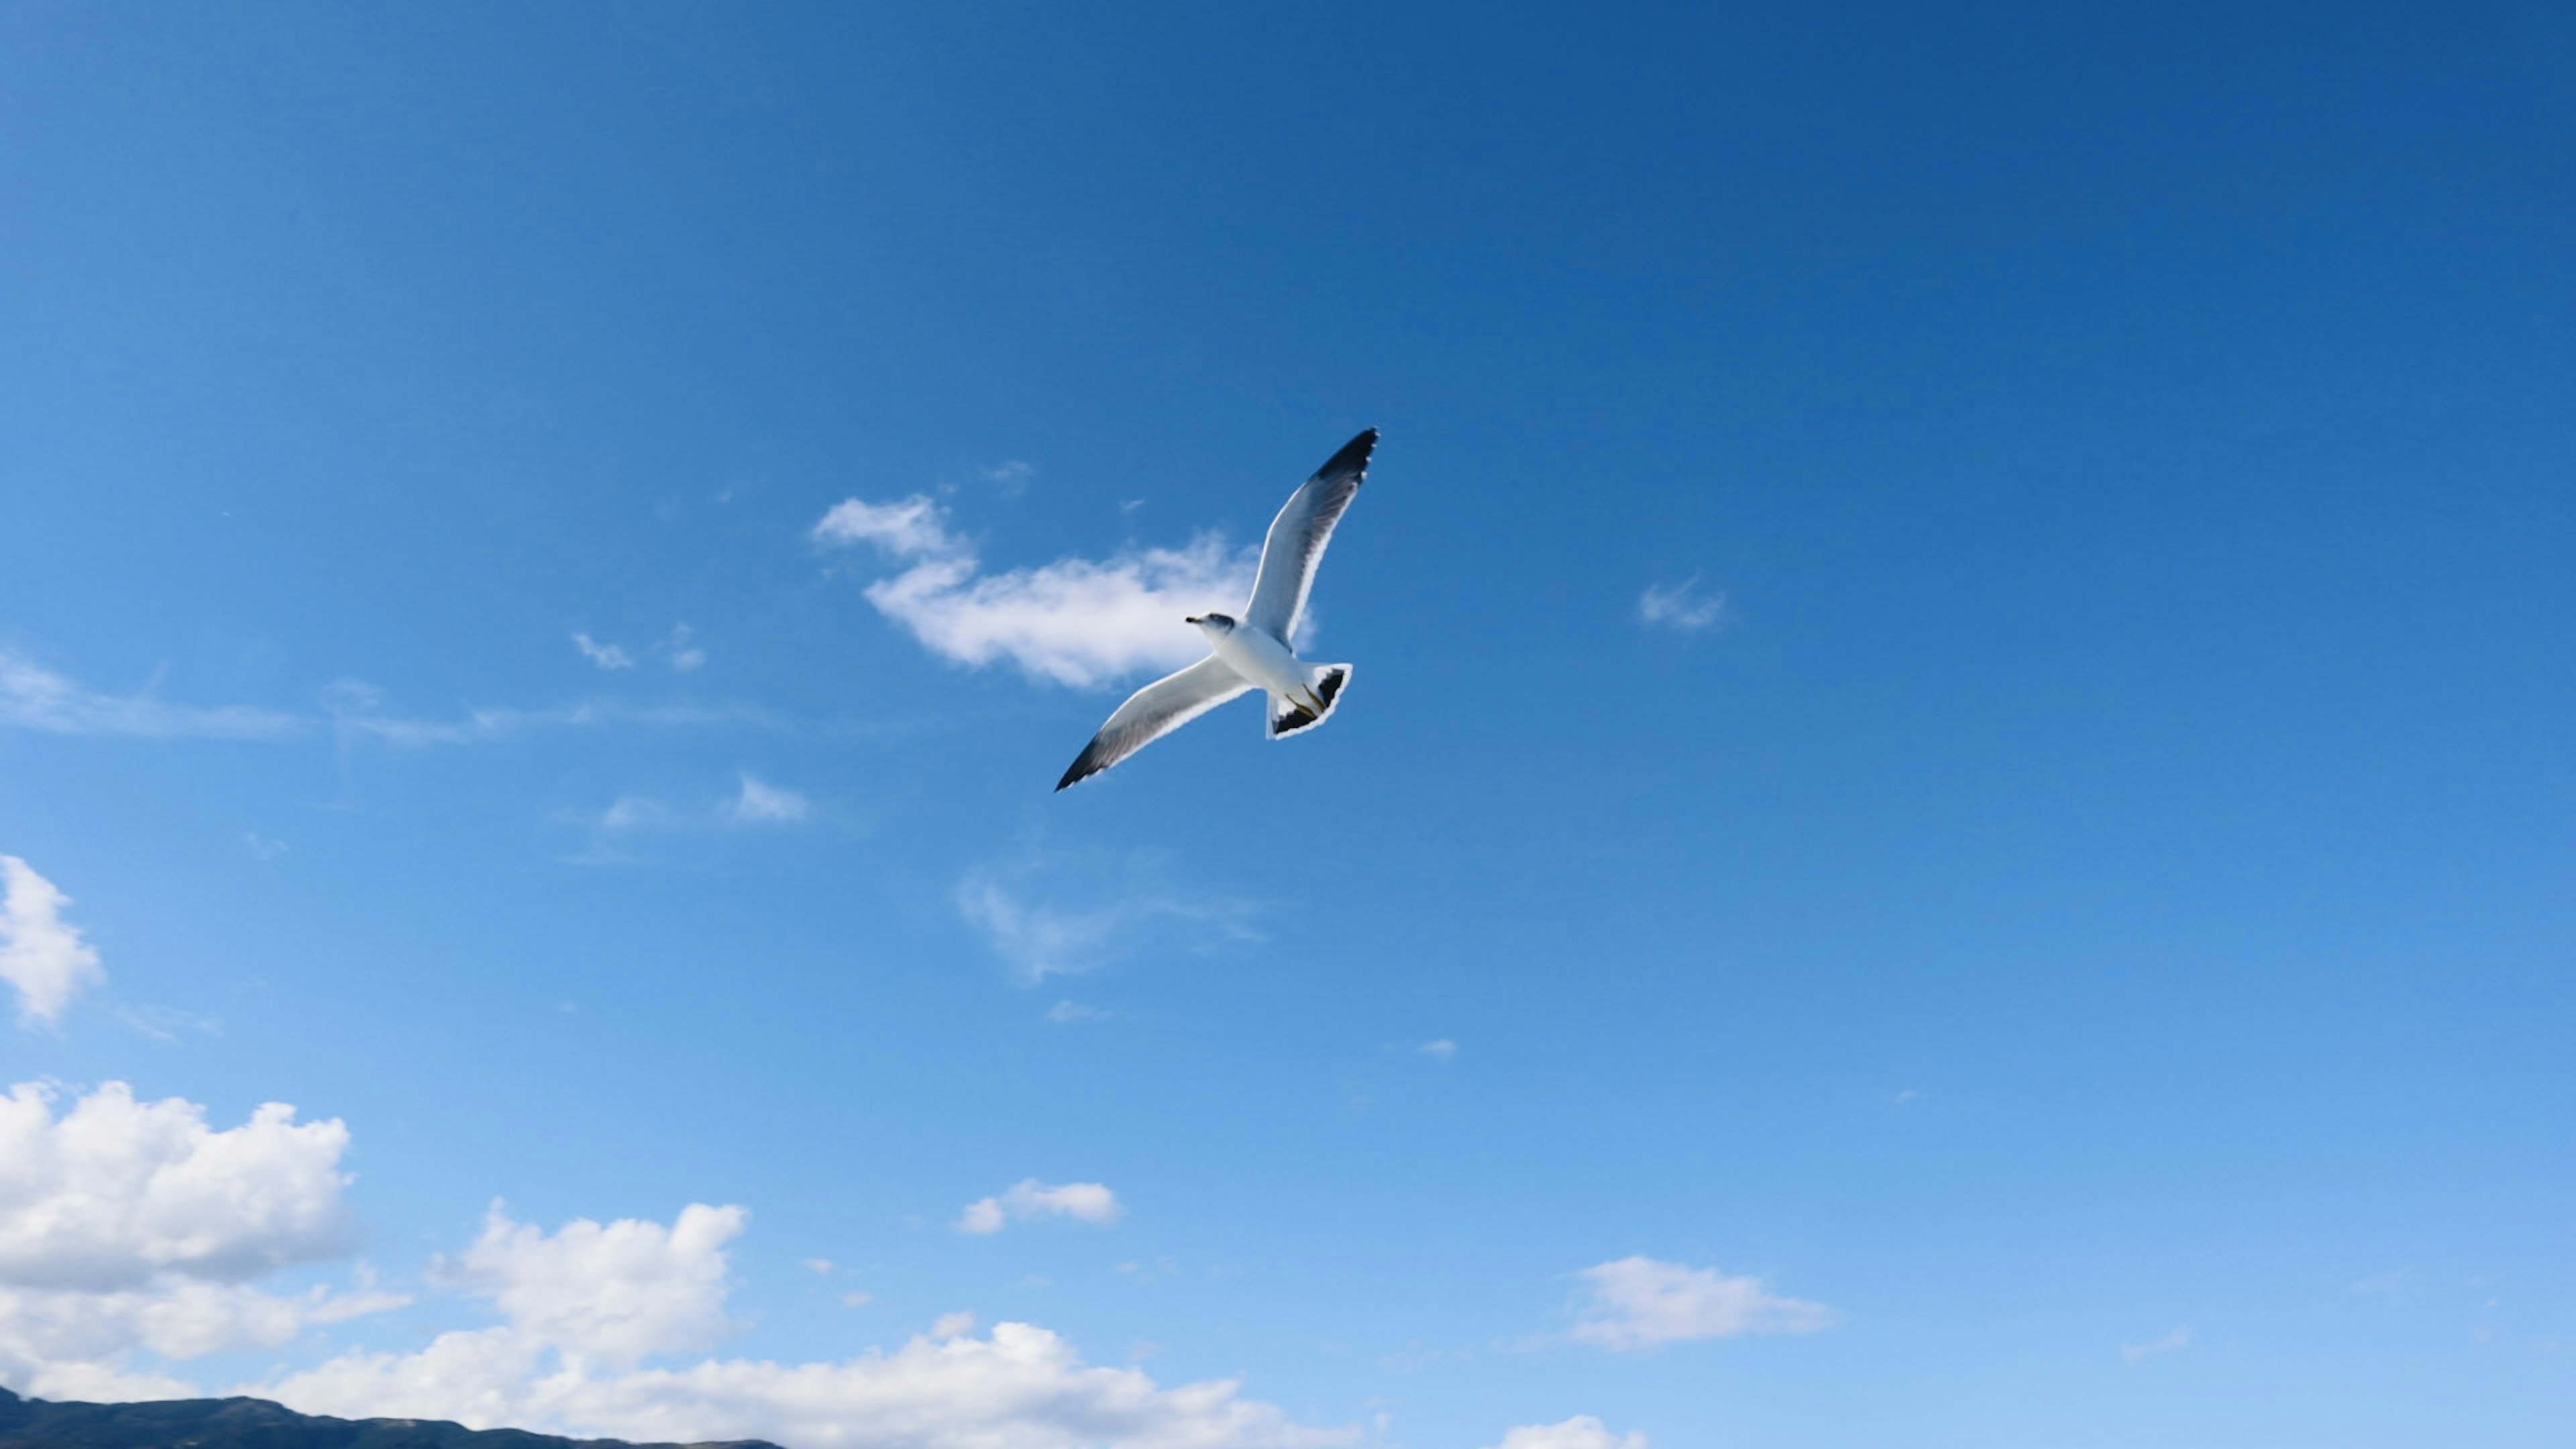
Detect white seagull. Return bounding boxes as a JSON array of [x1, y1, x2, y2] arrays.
[[1057, 429, 1378, 791]]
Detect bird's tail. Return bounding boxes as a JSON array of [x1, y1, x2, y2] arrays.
[[1266, 663, 1351, 739]]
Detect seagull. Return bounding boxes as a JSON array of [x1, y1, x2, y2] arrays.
[[1056, 429, 1377, 791]]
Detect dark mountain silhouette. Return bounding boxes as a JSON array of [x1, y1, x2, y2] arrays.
[[0, 1387, 786, 1449]]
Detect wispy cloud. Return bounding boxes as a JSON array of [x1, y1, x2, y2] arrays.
[[571, 633, 635, 670], [587, 775, 813, 839], [0, 858, 106, 1029], [1637, 576, 1727, 634], [955, 851, 1258, 983], [725, 775, 808, 824], [1566, 1256, 1835, 1350], [115, 1002, 223, 1042], [1417, 1038, 1459, 1063], [2121, 1326, 2191, 1364], [957, 1179, 1124, 1235], [323, 681, 773, 748], [662, 625, 706, 674], [0, 649, 305, 741], [572, 626, 702, 674], [813, 493, 1252, 688]]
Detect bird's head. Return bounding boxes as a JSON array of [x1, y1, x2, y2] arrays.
[[1185, 612, 1236, 635]]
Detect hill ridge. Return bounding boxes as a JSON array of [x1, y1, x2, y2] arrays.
[[0, 1387, 787, 1449]]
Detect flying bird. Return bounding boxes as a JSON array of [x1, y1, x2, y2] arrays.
[[1056, 429, 1377, 791]]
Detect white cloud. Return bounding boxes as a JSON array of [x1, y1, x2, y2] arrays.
[[0, 1081, 354, 1289], [598, 796, 673, 833], [572, 633, 636, 670], [113, 1003, 221, 1042], [1566, 1256, 1834, 1350], [259, 1205, 1333, 1449], [322, 682, 769, 749], [591, 777, 809, 837], [0, 649, 303, 741], [802, 1258, 835, 1276], [1637, 577, 1727, 634], [0, 1081, 399, 1397], [1044, 1000, 1110, 1024], [243, 833, 289, 862], [267, 1315, 1344, 1449], [2121, 1326, 2190, 1364], [957, 1180, 1124, 1235], [1416, 1039, 1458, 1064], [727, 775, 808, 824], [573, 627, 704, 674], [663, 625, 706, 674], [813, 496, 961, 558], [443, 1203, 741, 1367], [1486, 1416, 1648, 1449], [813, 493, 1254, 688], [0, 1275, 403, 1403], [0, 858, 106, 1028], [0, 1093, 1335, 1449], [955, 857, 1256, 983]]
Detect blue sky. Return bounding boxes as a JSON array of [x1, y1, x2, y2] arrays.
[[3, 3, 2572, 1446]]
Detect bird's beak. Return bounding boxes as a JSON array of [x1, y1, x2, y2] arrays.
[[1183, 615, 1201, 625]]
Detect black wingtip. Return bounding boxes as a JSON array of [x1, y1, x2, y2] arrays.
[[1055, 745, 1102, 792], [1319, 428, 1377, 482]]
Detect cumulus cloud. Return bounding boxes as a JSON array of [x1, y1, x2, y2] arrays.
[[0, 1081, 353, 1289], [812, 493, 1254, 688], [264, 1316, 1342, 1449], [0, 649, 303, 741], [258, 1202, 1335, 1448], [1637, 577, 1727, 634], [1486, 1416, 1648, 1449], [0, 1091, 1334, 1449], [957, 1180, 1124, 1236], [0, 1273, 405, 1400], [0, 858, 106, 1028], [442, 1204, 741, 1367], [1566, 1256, 1834, 1350], [0, 1081, 399, 1398]]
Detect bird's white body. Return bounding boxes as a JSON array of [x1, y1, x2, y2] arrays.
[[1197, 618, 1318, 709], [1054, 429, 1377, 791]]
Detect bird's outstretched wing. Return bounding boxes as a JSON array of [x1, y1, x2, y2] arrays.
[[1055, 655, 1255, 790], [1244, 429, 1376, 641]]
